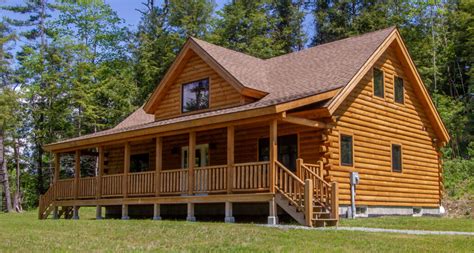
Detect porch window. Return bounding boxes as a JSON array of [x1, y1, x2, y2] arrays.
[[373, 68, 384, 98], [130, 153, 150, 172], [340, 134, 353, 166], [394, 76, 404, 104], [392, 144, 402, 172], [182, 79, 209, 113]]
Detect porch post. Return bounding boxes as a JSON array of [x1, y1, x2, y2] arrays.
[[331, 182, 339, 221], [74, 150, 80, 200], [123, 142, 130, 198], [121, 204, 129, 220], [227, 126, 234, 194], [155, 137, 162, 196], [186, 203, 196, 222], [269, 119, 277, 194], [53, 153, 60, 184], [188, 132, 196, 195], [296, 158, 303, 179], [52, 153, 60, 219], [304, 179, 313, 227], [268, 197, 278, 225], [224, 202, 235, 223], [97, 146, 104, 199], [153, 203, 161, 220], [72, 205, 80, 220], [96, 147, 104, 220], [96, 205, 102, 220]]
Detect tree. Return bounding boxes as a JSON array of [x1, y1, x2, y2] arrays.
[[271, 0, 307, 52], [212, 0, 285, 58], [2, 0, 58, 195], [54, 0, 138, 135], [133, 0, 215, 104]]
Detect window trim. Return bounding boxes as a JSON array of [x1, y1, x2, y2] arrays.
[[372, 68, 385, 100], [391, 143, 403, 173], [181, 78, 210, 113], [339, 132, 354, 167], [394, 75, 405, 105]]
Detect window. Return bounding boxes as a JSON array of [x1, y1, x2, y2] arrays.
[[340, 135, 353, 166], [182, 79, 209, 113], [130, 153, 150, 172], [394, 76, 404, 104], [373, 68, 384, 98], [392, 144, 402, 172], [258, 135, 298, 171]]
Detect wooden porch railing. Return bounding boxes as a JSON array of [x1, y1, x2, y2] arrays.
[[78, 177, 96, 198], [160, 169, 188, 194], [194, 165, 227, 193], [101, 174, 123, 197], [55, 178, 75, 200], [128, 171, 155, 196], [233, 161, 270, 192]]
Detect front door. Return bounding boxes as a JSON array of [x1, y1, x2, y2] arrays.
[[259, 134, 298, 171], [181, 144, 209, 168]]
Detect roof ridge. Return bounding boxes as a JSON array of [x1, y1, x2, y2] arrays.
[[190, 37, 265, 62], [266, 26, 397, 62]]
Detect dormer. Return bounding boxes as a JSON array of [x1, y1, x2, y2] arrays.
[[144, 38, 268, 120]]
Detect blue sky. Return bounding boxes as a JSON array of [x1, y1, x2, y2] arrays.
[[2, 0, 229, 30], [1, 0, 314, 52]]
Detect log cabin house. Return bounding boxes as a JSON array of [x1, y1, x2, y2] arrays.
[[39, 27, 449, 227]]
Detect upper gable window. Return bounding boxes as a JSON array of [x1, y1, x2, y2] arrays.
[[182, 79, 209, 113], [373, 68, 384, 98], [394, 76, 404, 104]]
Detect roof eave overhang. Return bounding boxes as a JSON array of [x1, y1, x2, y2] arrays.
[[45, 89, 340, 153]]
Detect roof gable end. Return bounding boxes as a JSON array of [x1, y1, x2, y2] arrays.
[[327, 29, 450, 144], [143, 38, 268, 114]]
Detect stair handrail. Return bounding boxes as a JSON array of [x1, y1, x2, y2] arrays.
[[274, 161, 305, 208], [301, 163, 332, 209], [299, 160, 338, 221], [38, 184, 55, 219]]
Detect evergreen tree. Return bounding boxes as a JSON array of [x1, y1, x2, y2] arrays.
[[212, 0, 284, 58], [134, 0, 216, 104], [2, 0, 59, 195], [271, 0, 307, 52]]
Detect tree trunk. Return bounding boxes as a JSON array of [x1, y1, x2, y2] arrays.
[[36, 142, 44, 195], [13, 139, 22, 212], [0, 130, 13, 212]]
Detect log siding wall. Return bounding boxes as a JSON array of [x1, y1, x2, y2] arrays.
[[328, 45, 441, 208]]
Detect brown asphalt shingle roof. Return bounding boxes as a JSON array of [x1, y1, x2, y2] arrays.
[[49, 27, 395, 146]]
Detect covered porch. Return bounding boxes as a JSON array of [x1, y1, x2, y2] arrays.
[[39, 113, 337, 226]]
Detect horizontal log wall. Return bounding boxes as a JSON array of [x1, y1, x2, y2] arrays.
[[328, 45, 441, 207], [154, 52, 251, 120]]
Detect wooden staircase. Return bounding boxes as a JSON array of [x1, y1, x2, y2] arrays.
[[274, 160, 339, 227], [38, 185, 55, 219]]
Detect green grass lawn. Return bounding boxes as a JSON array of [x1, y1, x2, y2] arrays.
[[340, 216, 474, 232], [0, 208, 473, 252]]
